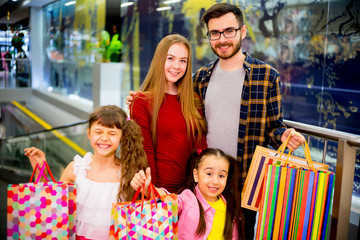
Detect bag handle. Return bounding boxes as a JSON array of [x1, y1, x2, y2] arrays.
[[131, 182, 161, 211], [131, 182, 161, 202], [29, 160, 56, 183], [301, 140, 315, 170], [277, 131, 315, 171]]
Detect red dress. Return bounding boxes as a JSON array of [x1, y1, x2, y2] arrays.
[[131, 93, 207, 193]]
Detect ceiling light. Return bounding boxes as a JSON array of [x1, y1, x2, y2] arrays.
[[163, 0, 180, 4], [156, 6, 171, 11], [65, 1, 76, 6], [22, 0, 31, 6], [121, 2, 134, 7]]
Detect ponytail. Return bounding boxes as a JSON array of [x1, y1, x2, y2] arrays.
[[222, 157, 244, 240], [179, 150, 206, 237], [118, 119, 148, 201], [182, 149, 245, 239]]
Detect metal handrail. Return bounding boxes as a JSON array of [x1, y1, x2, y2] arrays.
[[0, 118, 358, 238], [1, 58, 29, 61], [284, 120, 360, 147], [284, 119, 360, 240], [4, 120, 87, 140]]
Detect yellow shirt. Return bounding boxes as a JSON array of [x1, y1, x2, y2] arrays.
[[207, 197, 226, 240]]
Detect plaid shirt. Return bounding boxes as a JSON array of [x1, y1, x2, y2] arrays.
[[193, 52, 287, 185]]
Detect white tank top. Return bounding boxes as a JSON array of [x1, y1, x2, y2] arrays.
[[73, 152, 121, 239]]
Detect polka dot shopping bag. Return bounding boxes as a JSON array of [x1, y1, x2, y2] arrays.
[[7, 161, 76, 240]]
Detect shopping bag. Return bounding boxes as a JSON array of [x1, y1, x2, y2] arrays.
[[242, 132, 330, 211], [286, 167, 314, 239], [255, 164, 335, 240], [109, 182, 178, 240], [306, 170, 335, 240], [7, 161, 76, 240], [256, 164, 298, 240]]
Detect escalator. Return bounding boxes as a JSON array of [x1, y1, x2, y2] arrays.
[[0, 101, 90, 176], [0, 101, 91, 238], [1, 101, 45, 138]]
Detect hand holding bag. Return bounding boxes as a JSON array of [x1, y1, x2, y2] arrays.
[[109, 182, 178, 240], [241, 132, 330, 212], [7, 161, 76, 240], [255, 159, 335, 239]]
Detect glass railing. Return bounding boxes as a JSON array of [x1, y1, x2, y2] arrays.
[[1, 102, 47, 138], [0, 121, 91, 180], [1, 118, 359, 239], [284, 120, 360, 239], [0, 58, 31, 88]]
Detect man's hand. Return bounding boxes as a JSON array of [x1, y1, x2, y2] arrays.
[[126, 90, 136, 109], [281, 128, 305, 151]]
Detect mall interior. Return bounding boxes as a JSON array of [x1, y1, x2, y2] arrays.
[[0, 0, 359, 239]]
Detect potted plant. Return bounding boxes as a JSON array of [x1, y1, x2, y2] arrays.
[[88, 30, 123, 62]]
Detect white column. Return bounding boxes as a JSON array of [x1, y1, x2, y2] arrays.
[[30, 6, 48, 89], [92, 62, 125, 108]]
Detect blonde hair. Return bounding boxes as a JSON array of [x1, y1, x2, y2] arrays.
[[88, 105, 148, 201], [137, 34, 206, 144]]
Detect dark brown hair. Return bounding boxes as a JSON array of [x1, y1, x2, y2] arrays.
[[88, 105, 148, 201], [201, 3, 244, 28], [181, 148, 244, 239]]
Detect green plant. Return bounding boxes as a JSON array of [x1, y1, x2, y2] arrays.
[[88, 30, 123, 62]]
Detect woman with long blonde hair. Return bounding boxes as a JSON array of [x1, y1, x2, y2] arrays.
[[130, 34, 207, 193]]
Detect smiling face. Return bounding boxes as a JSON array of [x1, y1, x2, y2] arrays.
[[164, 43, 189, 93], [87, 121, 122, 157], [193, 155, 230, 202], [208, 12, 245, 60]]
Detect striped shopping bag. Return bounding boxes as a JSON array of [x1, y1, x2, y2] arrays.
[[256, 163, 335, 240], [242, 133, 329, 212]]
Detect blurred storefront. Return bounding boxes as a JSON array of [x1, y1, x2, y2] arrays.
[[11, 0, 360, 197]]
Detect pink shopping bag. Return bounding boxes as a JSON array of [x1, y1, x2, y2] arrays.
[[7, 161, 76, 240], [109, 182, 178, 240]]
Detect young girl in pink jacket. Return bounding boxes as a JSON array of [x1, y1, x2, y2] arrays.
[[131, 148, 244, 239]]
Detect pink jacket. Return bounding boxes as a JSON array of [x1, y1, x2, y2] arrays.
[[177, 185, 239, 240]]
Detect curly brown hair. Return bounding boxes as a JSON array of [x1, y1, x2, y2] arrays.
[[88, 105, 148, 201]]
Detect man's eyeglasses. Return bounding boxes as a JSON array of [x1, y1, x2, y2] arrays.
[[207, 27, 241, 40]]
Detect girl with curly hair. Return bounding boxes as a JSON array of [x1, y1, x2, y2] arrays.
[[24, 105, 148, 239]]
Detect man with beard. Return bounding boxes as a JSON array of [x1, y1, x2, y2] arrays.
[[126, 3, 304, 239], [193, 3, 304, 239]]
